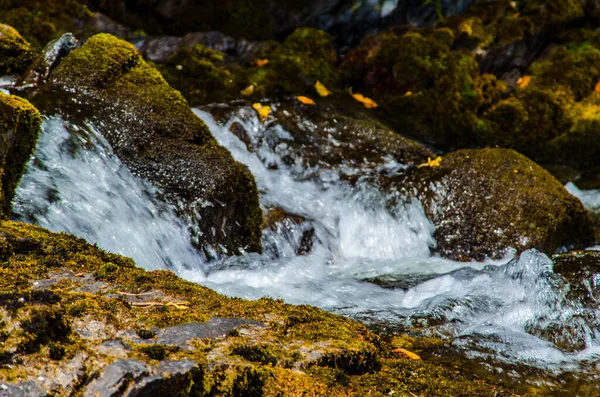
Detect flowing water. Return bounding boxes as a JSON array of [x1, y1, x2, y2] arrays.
[[12, 106, 600, 380]]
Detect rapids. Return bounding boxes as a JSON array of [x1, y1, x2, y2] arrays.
[[13, 106, 600, 377]]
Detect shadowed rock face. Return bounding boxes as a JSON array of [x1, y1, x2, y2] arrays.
[[29, 33, 262, 257], [402, 148, 595, 261], [0, 92, 41, 217]]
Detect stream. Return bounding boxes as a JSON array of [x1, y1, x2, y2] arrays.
[[12, 105, 600, 381]]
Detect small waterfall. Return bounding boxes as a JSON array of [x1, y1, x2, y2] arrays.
[[12, 105, 600, 373], [13, 116, 205, 274]]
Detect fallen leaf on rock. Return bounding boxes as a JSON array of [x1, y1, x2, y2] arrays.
[[315, 80, 332, 97], [350, 89, 378, 108], [253, 59, 269, 67], [240, 85, 255, 96], [418, 156, 442, 168], [297, 96, 315, 105], [516, 75, 531, 88], [252, 103, 271, 122], [392, 348, 421, 360]]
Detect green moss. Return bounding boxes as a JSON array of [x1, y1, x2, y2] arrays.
[[483, 87, 574, 157], [0, 0, 92, 49], [545, 93, 600, 169], [20, 305, 71, 353], [157, 44, 243, 107], [0, 24, 35, 74], [248, 27, 339, 96], [529, 42, 600, 100], [0, 92, 42, 217], [231, 342, 280, 366], [342, 29, 506, 148]]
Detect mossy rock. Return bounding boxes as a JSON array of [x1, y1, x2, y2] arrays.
[[0, 24, 35, 75], [0, 0, 92, 49], [0, 92, 42, 217], [402, 148, 595, 261], [545, 93, 600, 170], [342, 30, 506, 149], [156, 44, 245, 106], [247, 27, 339, 97], [44, 33, 261, 256], [529, 42, 600, 101], [483, 87, 574, 158], [0, 220, 516, 395]]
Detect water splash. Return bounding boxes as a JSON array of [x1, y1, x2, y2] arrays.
[[12, 106, 600, 375], [13, 116, 204, 273]]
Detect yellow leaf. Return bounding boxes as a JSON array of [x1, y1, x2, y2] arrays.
[[315, 80, 332, 97], [252, 103, 271, 122], [516, 75, 531, 88], [417, 156, 442, 168], [595, 80, 600, 92], [392, 348, 421, 360], [253, 59, 269, 67], [240, 85, 255, 96], [405, 91, 413, 97], [350, 89, 378, 109], [297, 96, 315, 105]]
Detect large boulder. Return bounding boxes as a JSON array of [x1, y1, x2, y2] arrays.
[[0, 92, 41, 216], [0, 220, 513, 396], [403, 148, 595, 261], [38, 33, 262, 257]]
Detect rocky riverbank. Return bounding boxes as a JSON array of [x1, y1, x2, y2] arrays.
[[0, 1, 600, 395]]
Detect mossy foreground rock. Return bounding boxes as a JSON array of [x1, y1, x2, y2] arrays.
[[0, 92, 41, 216], [0, 221, 515, 396], [43, 33, 261, 257], [404, 148, 594, 261]]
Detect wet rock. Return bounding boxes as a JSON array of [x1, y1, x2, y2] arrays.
[[553, 251, 600, 304], [403, 148, 595, 261], [0, 24, 35, 75], [127, 360, 202, 396], [157, 318, 265, 349], [40, 33, 262, 256], [83, 359, 150, 397], [0, 381, 45, 397], [0, 92, 42, 216], [18, 33, 78, 88], [138, 31, 266, 64]]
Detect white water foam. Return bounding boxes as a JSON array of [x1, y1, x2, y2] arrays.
[[13, 116, 204, 273], [12, 106, 600, 373]]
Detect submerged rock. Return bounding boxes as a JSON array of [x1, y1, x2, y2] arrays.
[[38, 33, 262, 257], [403, 148, 595, 261]]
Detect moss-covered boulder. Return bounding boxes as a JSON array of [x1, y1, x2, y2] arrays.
[[0, 24, 35, 75], [156, 44, 246, 106], [342, 29, 506, 149], [0, 0, 92, 49], [0, 220, 516, 395], [403, 148, 594, 261], [40, 33, 261, 257], [0, 92, 41, 217], [246, 27, 339, 98]]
